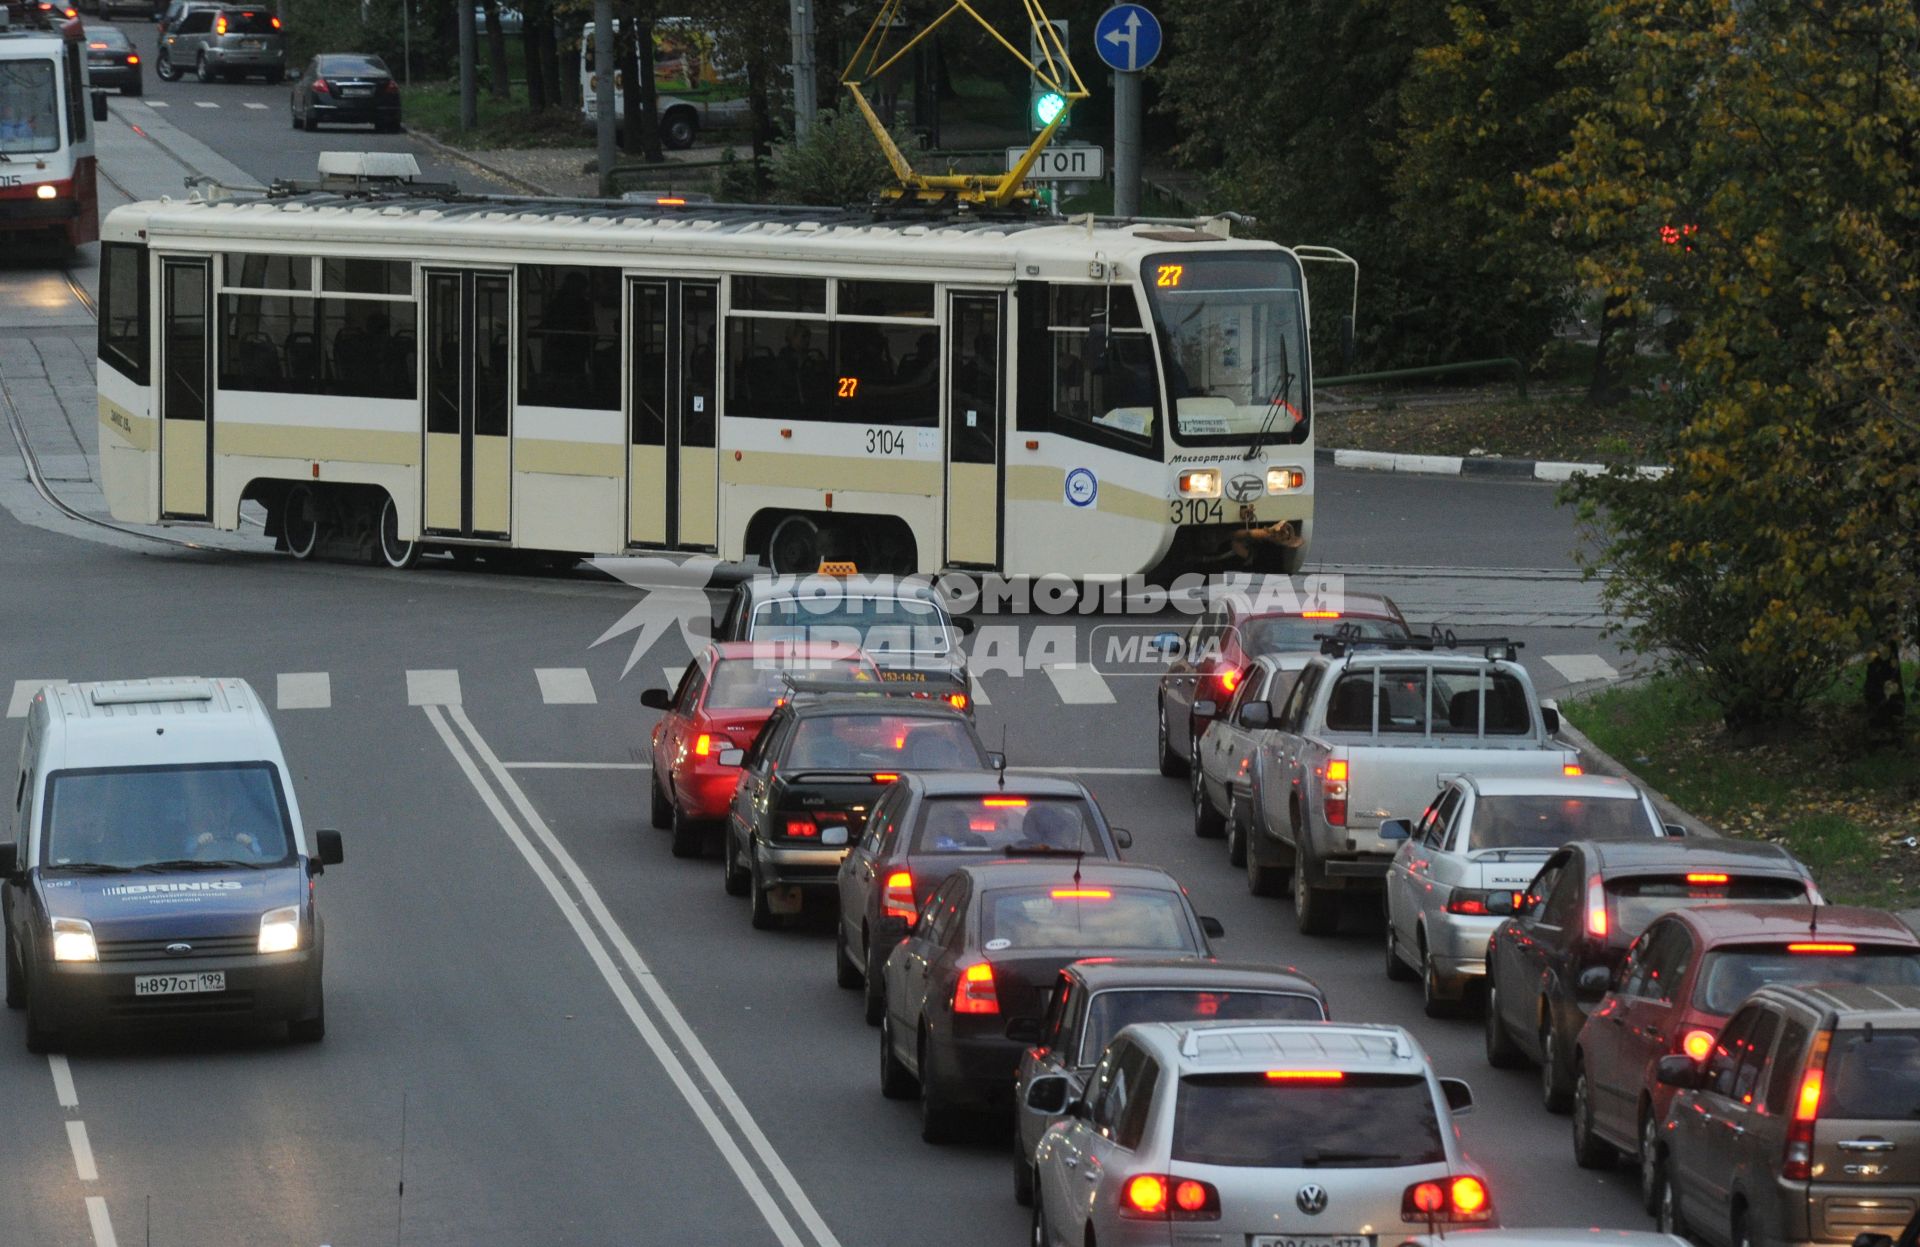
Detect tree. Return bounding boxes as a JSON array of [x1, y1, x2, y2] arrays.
[[482, 0, 511, 100], [768, 106, 919, 205]]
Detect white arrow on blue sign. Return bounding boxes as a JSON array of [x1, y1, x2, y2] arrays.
[[1093, 3, 1163, 73]]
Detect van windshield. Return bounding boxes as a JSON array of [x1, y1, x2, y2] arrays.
[[43, 763, 295, 868]]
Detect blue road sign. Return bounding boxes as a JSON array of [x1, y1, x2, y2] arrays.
[[1094, 3, 1162, 73]]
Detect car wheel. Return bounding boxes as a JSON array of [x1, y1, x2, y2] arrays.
[[156, 51, 176, 81], [1155, 698, 1187, 778], [661, 108, 696, 149], [1655, 1167, 1687, 1238], [1030, 1180, 1047, 1247], [1639, 1110, 1664, 1214], [1383, 908, 1416, 981], [722, 830, 749, 897], [1226, 791, 1247, 867], [374, 494, 419, 569], [4, 935, 22, 1010], [1483, 981, 1525, 1068], [1291, 843, 1338, 936], [919, 1032, 964, 1144], [748, 854, 777, 930], [1012, 1125, 1035, 1206], [669, 804, 705, 859], [1540, 1021, 1573, 1113], [834, 922, 862, 990], [1244, 816, 1284, 897], [196, 52, 211, 83], [287, 995, 326, 1043], [878, 1012, 918, 1099], [1420, 939, 1457, 1018], [862, 938, 887, 1026], [1190, 755, 1225, 839], [649, 775, 672, 830], [1730, 1208, 1751, 1247], [1572, 1063, 1620, 1168]]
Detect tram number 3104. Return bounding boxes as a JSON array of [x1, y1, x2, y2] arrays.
[[864, 428, 907, 456], [1169, 497, 1224, 525]]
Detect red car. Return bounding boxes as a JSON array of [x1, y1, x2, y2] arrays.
[[642, 641, 878, 857], [1570, 902, 1920, 1211], [1154, 590, 1410, 777]]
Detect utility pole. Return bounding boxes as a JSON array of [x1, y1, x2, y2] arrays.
[[1112, 70, 1139, 217], [789, 0, 817, 141], [457, 0, 477, 130], [594, 0, 615, 195]]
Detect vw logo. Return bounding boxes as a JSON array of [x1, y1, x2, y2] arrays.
[[164, 942, 193, 956], [1296, 1184, 1328, 1215], [1226, 473, 1263, 503]]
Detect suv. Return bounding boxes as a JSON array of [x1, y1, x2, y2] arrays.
[[1574, 904, 1920, 1212], [1653, 983, 1920, 1246], [1028, 1021, 1490, 1245], [162, 4, 283, 83]]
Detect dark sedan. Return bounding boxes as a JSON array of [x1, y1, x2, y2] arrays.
[[290, 53, 400, 132], [834, 771, 1132, 1025], [83, 26, 143, 95]]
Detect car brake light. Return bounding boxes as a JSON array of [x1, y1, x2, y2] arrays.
[[1050, 888, 1111, 899], [214, 15, 225, 32], [1587, 873, 1608, 938], [270, 13, 280, 27], [883, 870, 916, 923], [1324, 759, 1348, 827], [1119, 1173, 1220, 1221], [1783, 1030, 1831, 1180], [1563, 763, 1583, 776], [1681, 1028, 1715, 1061], [1788, 942, 1857, 954], [946, 692, 968, 710], [694, 733, 711, 757], [1686, 872, 1730, 884], [1217, 668, 1239, 694], [314, 78, 330, 93], [1124, 1174, 1167, 1216], [953, 961, 998, 1014], [127, 54, 139, 64], [893, 735, 906, 749], [1401, 1176, 1495, 1224], [1301, 610, 1340, 619], [382, 78, 399, 94], [1445, 891, 1495, 916], [1450, 1177, 1489, 1216], [871, 772, 898, 783], [784, 817, 818, 839], [1266, 1070, 1343, 1081], [982, 798, 1028, 808]]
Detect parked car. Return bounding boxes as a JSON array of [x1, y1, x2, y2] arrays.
[[1189, 651, 1310, 856], [162, 4, 282, 83], [1009, 957, 1328, 1206], [289, 53, 400, 132], [1245, 633, 1580, 933], [1383, 773, 1670, 1016], [1653, 983, 1920, 1247], [82, 24, 141, 94], [834, 770, 1130, 1025], [1028, 1021, 1489, 1247], [1482, 837, 1819, 1112], [1572, 903, 1920, 1211], [155, 0, 215, 38], [879, 859, 1223, 1142], [1155, 588, 1409, 778]]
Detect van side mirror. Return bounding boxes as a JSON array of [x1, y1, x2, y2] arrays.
[[1005, 1016, 1044, 1044], [1025, 1072, 1070, 1112], [1541, 705, 1561, 735], [1439, 1077, 1474, 1115], [1239, 701, 1272, 729], [717, 748, 745, 767], [1663, 822, 1688, 838], [1656, 1053, 1703, 1089], [1577, 964, 1612, 1000], [0, 842, 17, 878], [314, 829, 344, 868], [1199, 915, 1225, 939], [1110, 827, 1133, 851], [640, 688, 673, 711], [1379, 819, 1411, 842], [91, 89, 109, 123]]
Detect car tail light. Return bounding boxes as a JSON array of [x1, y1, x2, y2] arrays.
[[127, 54, 139, 64], [1563, 763, 1584, 776], [1265, 1070, 1343, 1081], [1680, 1028, 1715, 1061], [214, 14, 225, 32], [1119, 1173, 1220, 1221], [1783, 1030, 1831, 1180], [883, 871, 916, 923], [1401, 1176, 1495, 1224], [1788, 942, 1857, 954], [1300, 610, 1340, 619], [784, 817, 818, 839], [953, 961, 998, 1015], [314, 78, 331, 93], [1050, 888, 1111, 899], [982, 797, 1028, 807], [1324, 759, 1348, 827], [383, 78, 399, 94], [871, 772, 898, 783], [693, 733, 711, 757], [1217, 668, 1240, 695], [1586, 873, 1608, 938], [1446, 889, 1501, 916], [946, 691, 968, 710], [270, 14, 280, 27]]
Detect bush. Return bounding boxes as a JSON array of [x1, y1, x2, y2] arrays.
[[768, 107, 920, 207], [284, 0, 411, 78]]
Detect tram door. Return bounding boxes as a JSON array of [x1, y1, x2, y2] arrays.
[[423, 269, 512, 539], [626, 277, 719, 549], [944, 291, 1005, 567], [159, 256, 212, 520]]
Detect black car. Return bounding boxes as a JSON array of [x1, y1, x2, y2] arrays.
[[722, 686, 997, 930], [290, 53, 400, 133], [82, 25, 142, 95], [834, 771, 1132, 1025], [878, 859, 1223, 1143], [1482, 837, 1817, 1113]]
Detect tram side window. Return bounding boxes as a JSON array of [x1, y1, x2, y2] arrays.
[[64, 40, 86, 143], [322, 258, 411, 297], [219, 295, 317, 394], [1015, 281, 1159, 453], [319, 299, 416, 400], [226, 253, 311, 292], [728, 316, 827, 420], [519, 264, 620, 410], [98, 243, 150, 385]]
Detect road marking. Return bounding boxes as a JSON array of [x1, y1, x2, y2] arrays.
[[1043, 664, 1116, 705], [1544, 654, 1619, 685], [501, 761, 649, 770], [48, 1055, 78, 1108], [85, 1196, 116, 1247], [143, 99, 168, 107], [1018, 766, 1160, 775], [406, 668, 461, 706], [243, 101, 267, 109], [67, 1121, 97, 1180], [535, 667, 597, 705], [428, 704, 841, 1247], [276, 672, 331, 710], [969, 672, 991, 706], [9, 678, 65, 718], [192, 100, 218, 108]]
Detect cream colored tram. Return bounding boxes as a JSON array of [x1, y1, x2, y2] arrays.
[[95, 183, 1325, 578]]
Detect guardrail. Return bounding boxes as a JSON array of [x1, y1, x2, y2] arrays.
[[1316, 357, 1529, 400]]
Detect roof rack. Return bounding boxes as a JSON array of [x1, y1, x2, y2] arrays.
[[1177, 1022, 1410, 1060], [1316, 623, 1523, 662]]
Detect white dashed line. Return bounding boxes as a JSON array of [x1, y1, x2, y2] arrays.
[[243, 101, 268, 109], [85, 1196, 117, 1247], [192, 100, 218, 108], [276, 672, 331, 710], [1544, 653, 1619, 685], [48, 1055, 78, 1108], [67, 1121, 98, 1181], [143, 99, 168, 107], [535, 667, 597, 705], [406, 668, 461, 706], [1043, 664, 1116, 705], [8, 678, 65, 718]]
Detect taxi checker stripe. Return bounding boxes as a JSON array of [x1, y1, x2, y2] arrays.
[[424, 704, 840, 1247]]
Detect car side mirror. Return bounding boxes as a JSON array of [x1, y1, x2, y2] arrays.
[[91, 89, 109, 123], [1540, 702, 1561, 735], [1851, 1234, 1895, 1247], [1025, 1072, 1070, 1112], [1484, 890, 1517, 916], [1656, 1053, 1703, 1089], [312, 829, 344, 873], [986, 751, 1006, 772], [1005, 1016, 1044, 1044], [1192, 699, 1217, 719], [1439, 1077, 1474, 1115], [1663, 822, 1688, 838], [717, 748, 745, 767], [1063, 1097, 1091, 1121], [1379, 818, 1411, 842], [1239, 701, 1272, 729], [1152, 631, 1183, 658], [1110, 827, 1133, 851], [952, 616, 976, 636], [1199, 915, 1225, 939], [1577, 964, 1612, 1000], [0, 842, 17, 878], [640, 688, 673, 711]]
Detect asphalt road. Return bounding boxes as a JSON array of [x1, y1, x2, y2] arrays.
[[0, 51, 1648, 1247]]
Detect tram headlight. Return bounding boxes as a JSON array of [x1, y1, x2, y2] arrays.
[[1267, 467, 1306, 493], [36, 185, 57, 201], [1178, 469, 1220, 497]]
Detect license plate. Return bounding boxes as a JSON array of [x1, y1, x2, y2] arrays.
[[343, 86, 371, 96], [241, 38, 263, 48], [1252, 1237, 1373, 1247], [134, 972, 226, 996]]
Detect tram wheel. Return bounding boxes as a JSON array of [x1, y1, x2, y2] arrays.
[[283, 485, 321, 560], [765, 513, 821, 574], [374, 495, 419, 569]]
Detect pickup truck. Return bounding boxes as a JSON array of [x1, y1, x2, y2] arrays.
[[1242, 637, 1580, 935]]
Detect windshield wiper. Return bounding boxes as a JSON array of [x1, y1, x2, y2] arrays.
[[138, 859, 265, 871], [46, 862, 136, 874], [1243, 335, 1295, 462]]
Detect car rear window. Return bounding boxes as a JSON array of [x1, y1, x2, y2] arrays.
[[1173, 1073, 1445, 1168], [980, 887, 1198, 953], [784, 714, 980, 770], [86, 29, 131, 49], [750, 595, 954, 656], [220, 9, 277, 33], [1823, 1029, 1920, 1120], [1239, 613, 1407, 655], [910, 796, 1102, 856], [705, 657, 873, 709], [1695, 947, 1920, 1015], [44, 762, 294, 868], [318, 55, 388, 75], [1468, 795, 1654, 851], [1607, 874, 1809, 936], [1080, 990, 1326, 1064], [1324, 667, 1532, 735]]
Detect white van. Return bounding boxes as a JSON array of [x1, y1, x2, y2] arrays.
[[1, 678, 342, 1052], [578, 18, 748, 149]]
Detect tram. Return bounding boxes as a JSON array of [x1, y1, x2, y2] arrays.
[[95, 166, 1344, 578], [0, 1, 102, 253]]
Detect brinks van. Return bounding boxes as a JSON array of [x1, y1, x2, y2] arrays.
[[2, 679, 342, 1051]]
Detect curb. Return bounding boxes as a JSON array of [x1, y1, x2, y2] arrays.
[[1315, 447, 1669, 483], [401, 125, 557, 196], [1554, 714, 1722, 840]]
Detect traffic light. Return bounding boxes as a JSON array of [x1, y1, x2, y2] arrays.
[[1029, 19, 1070, 135]]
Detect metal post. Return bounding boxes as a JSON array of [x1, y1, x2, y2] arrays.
[[457, 0, 477, 130], [594, 0, 615, 196], [789, 0, 817, 141], [402, 0, 411, 87], [1113, 69, 1141, 218]]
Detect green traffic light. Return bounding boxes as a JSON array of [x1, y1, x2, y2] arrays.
[[1034, 91, 1067, 126]]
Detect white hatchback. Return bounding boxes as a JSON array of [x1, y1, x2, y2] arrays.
[[1027, 1021, 1493, 1247]]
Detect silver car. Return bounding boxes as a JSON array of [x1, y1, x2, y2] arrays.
[[168, 4, 284, 83], [1382, 773, 1668, 1016], [1028, 1020, 1492, 1246], [1190, 652, 1309, 866]]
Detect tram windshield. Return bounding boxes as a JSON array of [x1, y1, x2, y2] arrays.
[[0, 58, 61, 156], [1143, 250, 1310, 448]]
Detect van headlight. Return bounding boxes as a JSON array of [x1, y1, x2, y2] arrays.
[[258, 905, 300, 954], [51, 917, 97, 963]]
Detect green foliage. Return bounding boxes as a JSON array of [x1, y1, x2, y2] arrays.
[[768, 107, 920, 207], [285, 0, 409, 71]]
